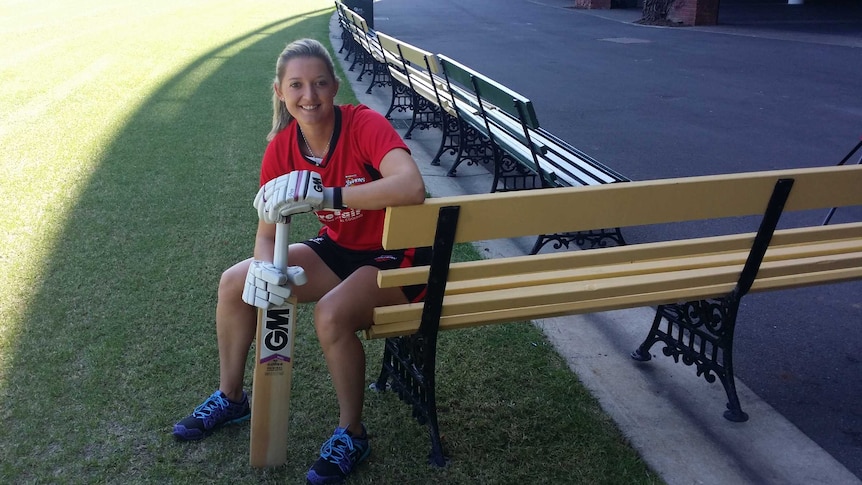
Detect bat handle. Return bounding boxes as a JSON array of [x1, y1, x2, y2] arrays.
[[273, 218, 290, 272]]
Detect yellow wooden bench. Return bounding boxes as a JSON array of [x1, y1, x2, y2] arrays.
[[374, 31, 460, 166], [340, 4, 388, 94], [366, 164, 862, 466]]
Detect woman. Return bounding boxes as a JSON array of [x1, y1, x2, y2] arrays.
[[173, 38, 427, 485]]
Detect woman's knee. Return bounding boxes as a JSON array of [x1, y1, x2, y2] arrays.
[[313, 294, 367, 346], [218, 259, 251, 302], [313, 297, 340, 344]]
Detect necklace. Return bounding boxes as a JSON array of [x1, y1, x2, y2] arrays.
[[299, 128, 331, 160]]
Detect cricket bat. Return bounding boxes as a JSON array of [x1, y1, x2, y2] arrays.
[[250, 221, 296, 467]]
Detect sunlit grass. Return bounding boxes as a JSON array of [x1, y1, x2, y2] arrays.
[[0, 0, 326, 381]]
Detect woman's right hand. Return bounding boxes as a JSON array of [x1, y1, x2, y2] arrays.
[[253, 171, 328, 224], [241, 260, 307, 309]]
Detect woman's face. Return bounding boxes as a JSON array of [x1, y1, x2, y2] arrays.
[[275, 56, 339, 127]]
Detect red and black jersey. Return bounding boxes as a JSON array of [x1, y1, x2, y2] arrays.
[[259, 104, 410, 251]]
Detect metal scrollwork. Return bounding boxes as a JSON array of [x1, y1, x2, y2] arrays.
[[448, 125, 493, 177], [632, 294, 749, 421], [405, 96, 442, 139], [385, 80, 413, 119], [531, 228, 626, 254], [660, 298, 733, 337], [366, 62, 391, 94], [432, 114, 461, 166]]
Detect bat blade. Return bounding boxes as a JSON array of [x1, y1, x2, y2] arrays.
[[250, 220, 295, 468], [250, 298, 297, 467]]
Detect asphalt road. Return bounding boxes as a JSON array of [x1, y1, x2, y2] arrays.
[[367, 0, 862, 478]]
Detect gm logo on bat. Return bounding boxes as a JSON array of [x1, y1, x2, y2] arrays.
[[260, 307, 293, 364]]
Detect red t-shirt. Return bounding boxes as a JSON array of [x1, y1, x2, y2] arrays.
[[259, 105, 410, 251]]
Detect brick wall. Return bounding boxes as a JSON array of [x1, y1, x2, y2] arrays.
[[669, 0, 720, 25], [575, 0, 719, 26]]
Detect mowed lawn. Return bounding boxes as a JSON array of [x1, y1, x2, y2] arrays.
[[0, 1, 661, 483]]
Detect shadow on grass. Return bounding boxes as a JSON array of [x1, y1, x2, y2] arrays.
[[0, 7, 346, 483]]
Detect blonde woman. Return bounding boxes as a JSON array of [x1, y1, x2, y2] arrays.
[[173, 38, 427, 484]]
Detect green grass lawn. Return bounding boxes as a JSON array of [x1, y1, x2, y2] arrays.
[[0, 1, 661, 483]]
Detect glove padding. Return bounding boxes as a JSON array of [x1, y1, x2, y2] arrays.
[[254, 170, 329, 224], [242, 260, 308, 310]]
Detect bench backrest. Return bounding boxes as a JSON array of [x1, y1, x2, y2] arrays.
[[375, 32, 450, 112], [335, 1, 347, 25], [437, 54, 538, 130], [438, 54, 552, 186], [343, 6, 380, 59], [382, 165, 862, 250], [375, 31, 407, 68]]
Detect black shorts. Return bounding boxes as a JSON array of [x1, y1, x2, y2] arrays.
[[301, 234, 432, 303]]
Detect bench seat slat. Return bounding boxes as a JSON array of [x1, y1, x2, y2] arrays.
[[372, 250, 862, 329], [533, 128, 628, 183], [366, 283, 738, 339], [382, 236, 862, 295], [368, 257, 862, 339], [378, 222, 862, 288], [442, 238, 862, 295], [367, 264, 862, 339]]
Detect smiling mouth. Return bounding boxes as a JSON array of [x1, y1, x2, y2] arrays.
[[301, 105, 320, 111]]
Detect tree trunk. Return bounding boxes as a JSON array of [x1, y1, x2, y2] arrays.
[[642, 0, 675, 22]]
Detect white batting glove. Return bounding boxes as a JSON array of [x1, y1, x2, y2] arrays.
[[241, 260, 308, 310], [253, 171, 340, 224]]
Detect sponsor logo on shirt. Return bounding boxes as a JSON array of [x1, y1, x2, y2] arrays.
[[345, 174, 366, 187], [318, 208, 363, 223]]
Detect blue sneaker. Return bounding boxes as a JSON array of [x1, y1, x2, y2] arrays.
[[306, 426, 370, 484], [173, 390, 250, 441]]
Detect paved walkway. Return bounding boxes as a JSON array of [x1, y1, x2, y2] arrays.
[[329, 5, 862, 484]]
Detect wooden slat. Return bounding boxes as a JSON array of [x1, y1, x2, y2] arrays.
[[394, 37, 435, 72], [366, 283, 738, 339], [750, 266, 862, 293], [374, 31, 403, 66], [443, 238, 862, 295], [377, 222, 862, 288], [367, 265, 862, 339], [375, 265, 744, 326], [369, 285, 730, 337], [367, 263, 862, 339], [372, 250, 862, 327], [382, 165, 862, 250]]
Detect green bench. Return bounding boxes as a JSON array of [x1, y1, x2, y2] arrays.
[[437, 55, 630, 251]]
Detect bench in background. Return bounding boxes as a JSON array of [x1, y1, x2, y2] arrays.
[[438, 54, 630, 251], [340, 4, 389, 94], [375, 32, 460, 166]]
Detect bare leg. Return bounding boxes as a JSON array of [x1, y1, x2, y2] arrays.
[[215, 258, 256, 402], [313, 266, 408, 432], [216, 245, 339, 402]]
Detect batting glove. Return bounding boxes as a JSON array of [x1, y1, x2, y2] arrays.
[[242, 260, 308, 310], [253, 170, 341, 224]]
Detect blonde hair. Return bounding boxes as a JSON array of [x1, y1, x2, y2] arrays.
[[267, 38, 339, 141]]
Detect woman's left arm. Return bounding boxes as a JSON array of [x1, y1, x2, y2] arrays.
[[340, 148, 426, 210]]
